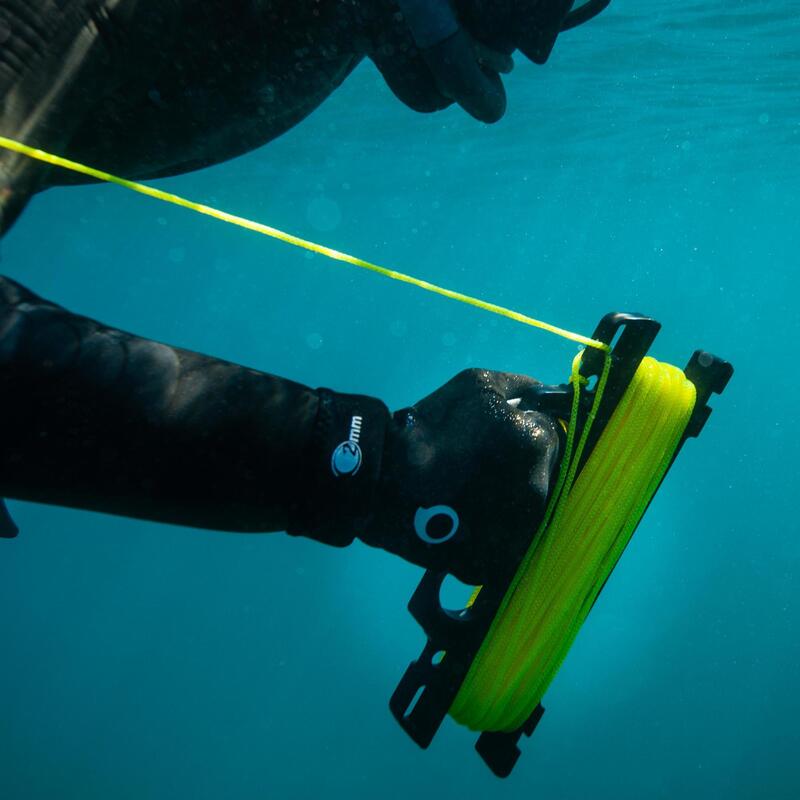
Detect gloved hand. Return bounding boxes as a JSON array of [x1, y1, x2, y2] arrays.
[[364, 0, 610, 123], [0, 275, 562, 585], [370, 369, 563, 584], [295, 369, 563, 585], [449, 0, 578, 63]]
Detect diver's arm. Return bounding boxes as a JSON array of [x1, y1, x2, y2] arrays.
[[367, 0, 608, 123], [0, 275, 367, 534], [0, 276, 561, 584], [0, 0, 178, 234]]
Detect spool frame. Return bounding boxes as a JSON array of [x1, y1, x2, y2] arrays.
[[389, 312, 733, 777]]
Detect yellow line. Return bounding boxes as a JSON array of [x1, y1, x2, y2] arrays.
[[0, 136, 609, 352]]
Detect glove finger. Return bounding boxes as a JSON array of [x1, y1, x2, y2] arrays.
[[473, 40, 514, 75], [462, 68, 507, 123], [521, 411, 563, 499], [370, 51, 453, 113], [423, 29, 507, 123], [517, 27, 560, 65], [516, 0, 573, 64]]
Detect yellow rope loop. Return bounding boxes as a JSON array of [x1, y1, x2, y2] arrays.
[[570, 351, 589, 387], [0, 136, 609, 353]]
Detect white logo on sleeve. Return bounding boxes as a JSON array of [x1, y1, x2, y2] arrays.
[[331, 416, 363, 477]]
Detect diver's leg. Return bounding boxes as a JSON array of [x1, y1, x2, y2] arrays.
[[0, 0, 175, 235]]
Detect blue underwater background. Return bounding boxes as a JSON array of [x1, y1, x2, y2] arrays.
[[1, 1, 799, 797]]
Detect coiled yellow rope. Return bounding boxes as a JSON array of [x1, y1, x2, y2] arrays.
[[449, 356, 697, 732]]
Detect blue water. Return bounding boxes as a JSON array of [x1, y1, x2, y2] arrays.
[[2, 1, 798, 797]]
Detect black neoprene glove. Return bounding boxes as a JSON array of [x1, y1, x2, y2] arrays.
[[364, 0, 610, 123], [293, 370, 562, 585], [372, 370, 562, 584]]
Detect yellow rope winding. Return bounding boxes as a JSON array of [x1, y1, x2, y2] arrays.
[[450, 356, 697, 731]]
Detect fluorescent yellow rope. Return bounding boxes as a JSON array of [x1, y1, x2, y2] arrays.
[[0, 136, 608, 352], [449, 356, 696, 732]]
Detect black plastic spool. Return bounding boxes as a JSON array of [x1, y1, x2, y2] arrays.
[[390, 312, 733, 778]]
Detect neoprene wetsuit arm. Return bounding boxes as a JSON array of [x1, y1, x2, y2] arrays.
[[0, 275, 387, 539]]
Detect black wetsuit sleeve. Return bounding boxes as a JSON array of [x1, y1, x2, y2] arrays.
[[0, 276, 388, 542]]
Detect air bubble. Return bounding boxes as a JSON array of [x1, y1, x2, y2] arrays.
[[305, 333, 323, 350], [306, 197, 341, 232]]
